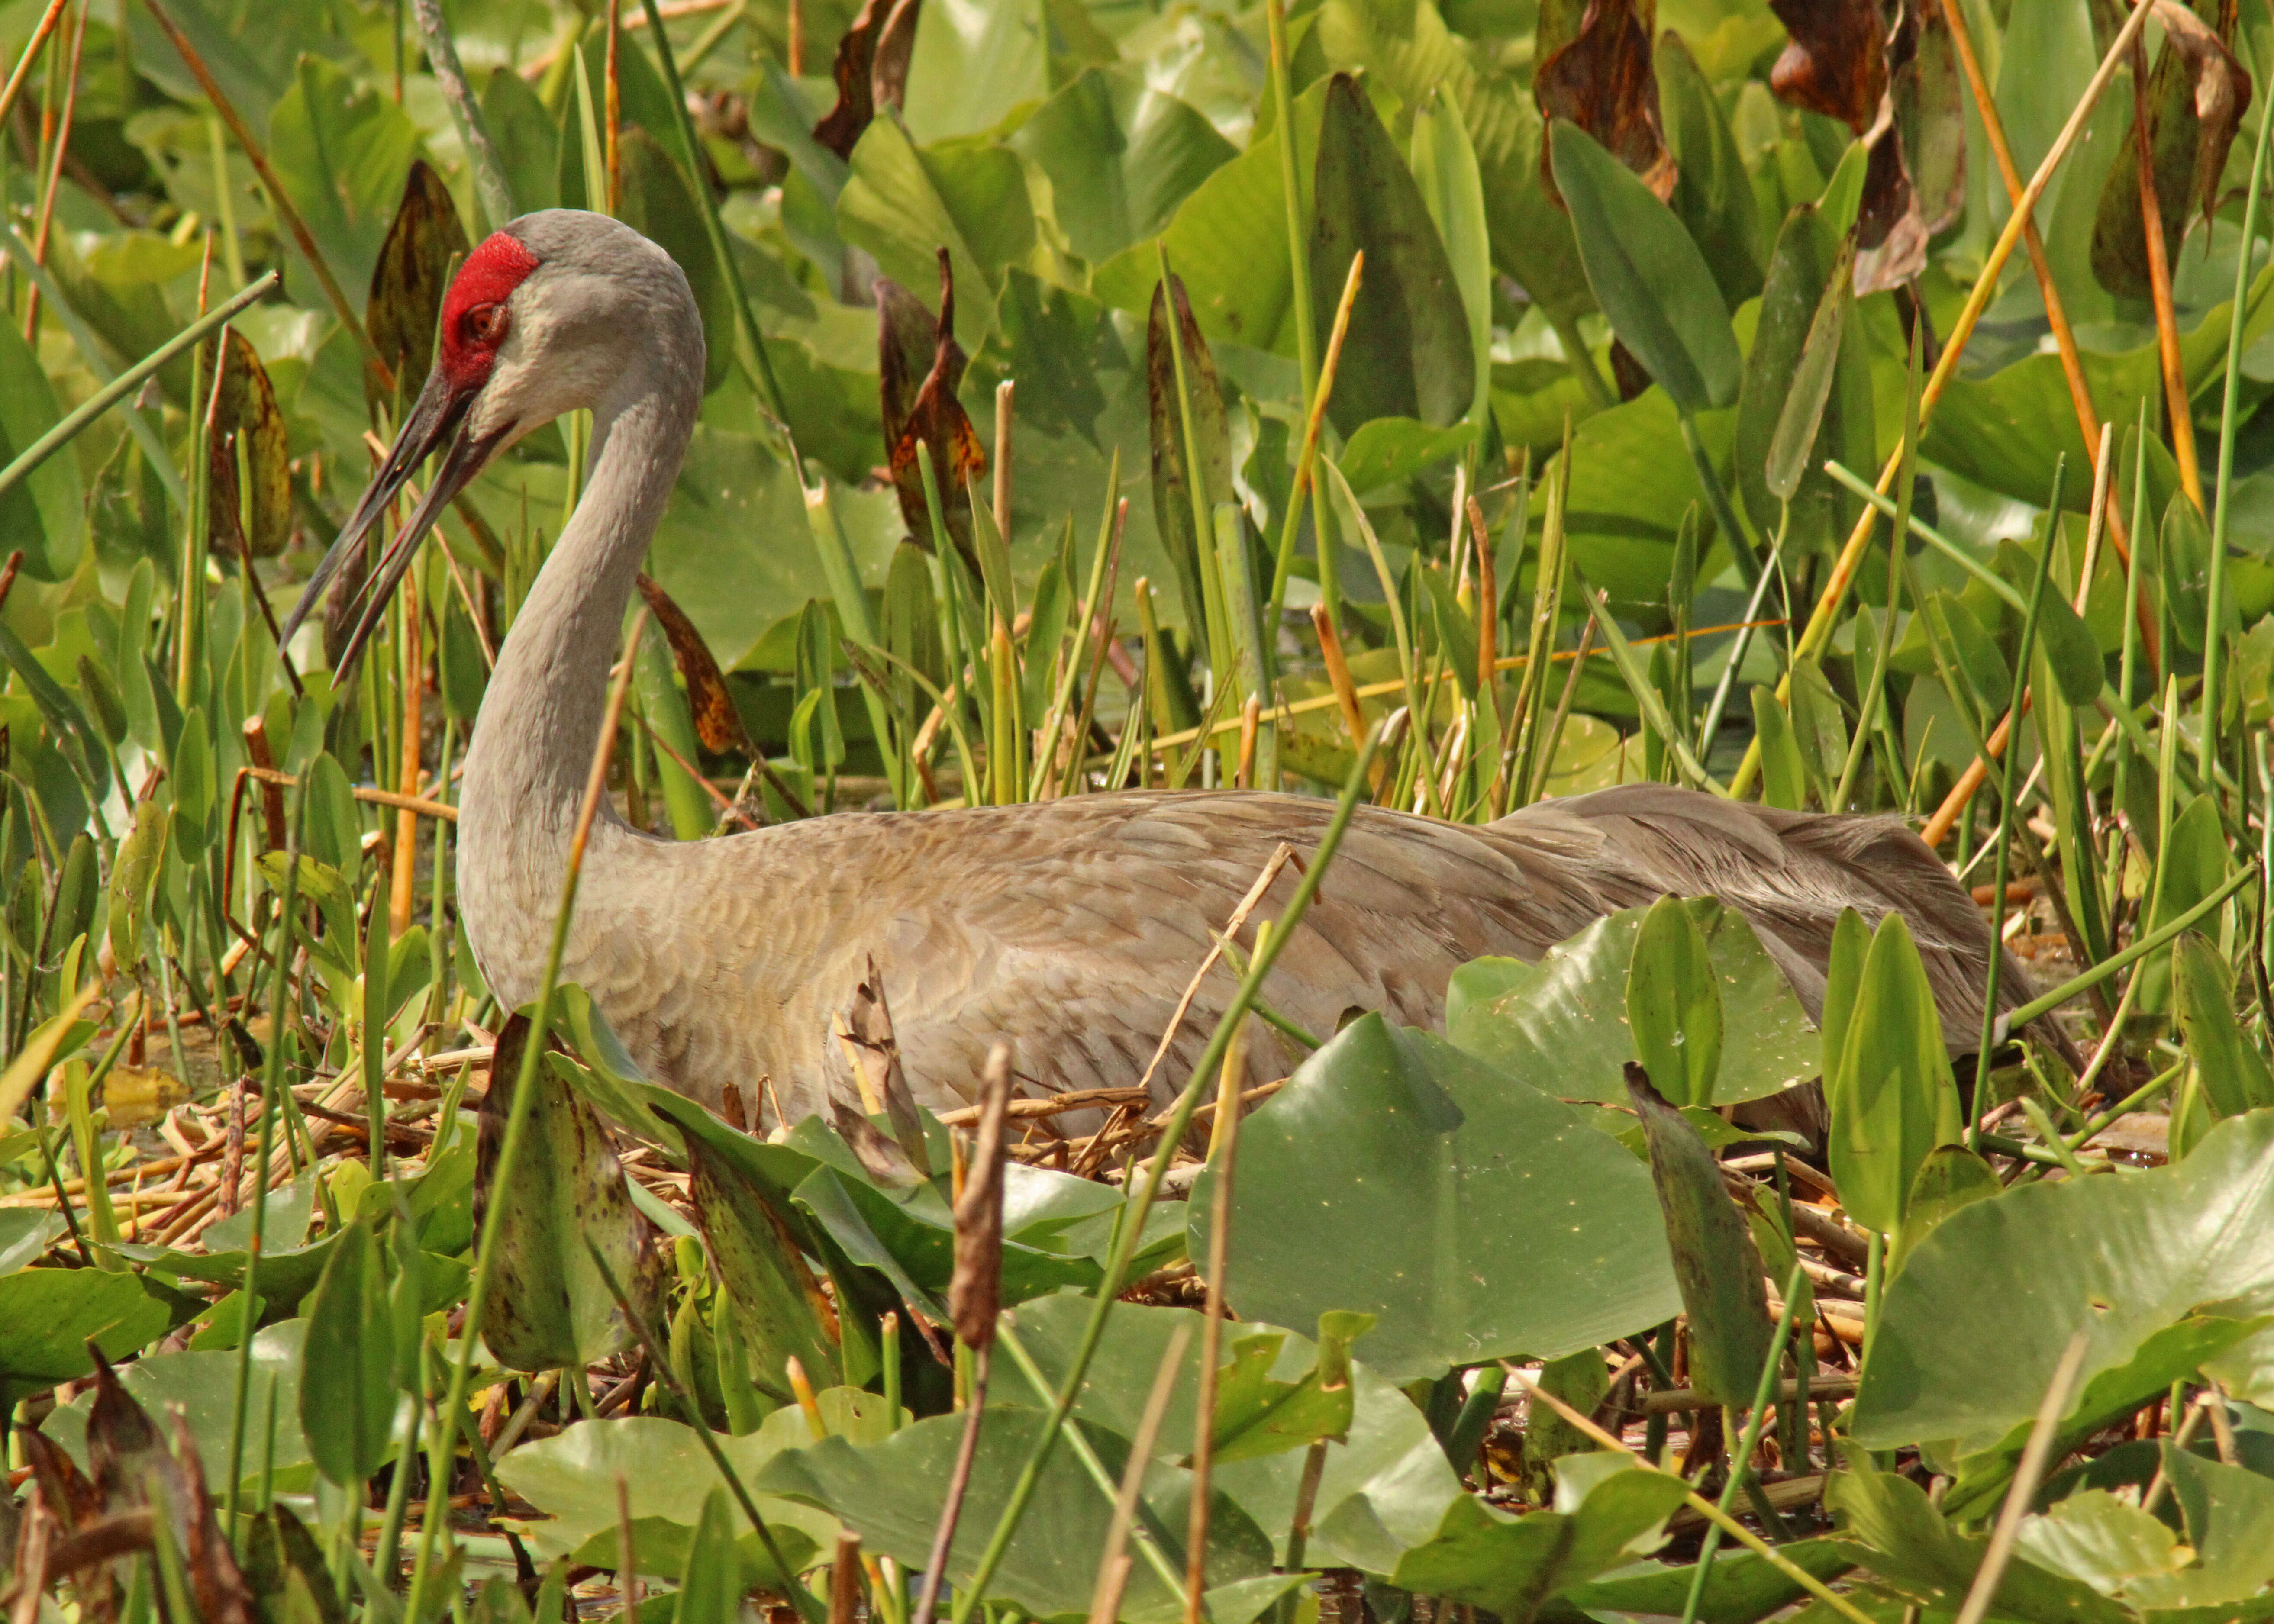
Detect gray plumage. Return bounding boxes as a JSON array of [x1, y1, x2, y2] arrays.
[[319, 212, 2055, 1130]]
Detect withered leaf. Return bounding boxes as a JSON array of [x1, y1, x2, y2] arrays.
[[1768, 0, 1888, 133], [814, 0, 922, 160], [841, 955, 930, 1176], [880, 250, 987, 572], [1538, 0, 1675, 203], [949, 1043, 1013, 1349], [475, 1013, 665, 1371], [2091, 0, 2253, 299], [204, 330, 291, 560], [635, 572, 751, 754], [366, 159, 471, 408]]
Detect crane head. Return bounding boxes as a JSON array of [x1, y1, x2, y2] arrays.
[[280, 210, 699, 677]]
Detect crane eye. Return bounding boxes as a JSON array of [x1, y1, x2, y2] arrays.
[[464, 303, 508, 345]]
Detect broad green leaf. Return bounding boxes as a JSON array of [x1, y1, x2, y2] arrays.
[[1210, 1016, 1677, 1382], [1337, 418, 1480, 495], [1626, 895, 1723, 1108], [2173, 932, 2274, 1120], [498, 1408, 853, 1587], [41, 1320, 311, 1495], [1549, 390, 1737, 613], [0, 1267, 173, 1407], [901, 0, 1050, 142], [1926, 590, 2011, 717], [1764, 237, 1854, 506], [1310, 73, 1474, 432], [1009, 68, 1235, 267], [758, 1403, 1282, 1621], [300, 1221, 395, 1486], [1822, 912, 1961, 1235], [1751, 686, 1808, 811], [673, 1490, 744, 1614], [1549, 121, 1741, 414], [1626, 1072, 1772, 1407], [477, 1014, 664, 1372], [1194, 1312, 1375, 1467], [1887, 1144, 2000, 1276], [2013, 1489, 2189, 1607], [838, 118, 1037, 344], [1826, 1453, 2131, 1624], [1392, 1453, 1689, 1618], [0, 313, 85, 580], [654, 1096, 840, 1403], [1854, 1109, 2274, 1453], [1556, 1540, 1856, 1623], [266, 56, 423, 305], [2135, 795, 2235, 1013], [1004, 1293, 1461, 1574], [616, 128, 730, 392], [1655, 31, 1765, 309], [1092, 79, 1330, 354], [1448, 899, 1820, 1107], [2154, 1446, 2274, 1608], [1410, 87, 1494, 431]]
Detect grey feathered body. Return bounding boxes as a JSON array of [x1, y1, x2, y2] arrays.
[[442, 212, 2043, 1129]]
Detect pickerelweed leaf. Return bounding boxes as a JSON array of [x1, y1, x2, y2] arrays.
[[1626, 895, 1724, 1108], [1624, 1066, 1772, 1408], [1392, 1453, 1690, 1621], [1207, 1015, 1677, 1382], [498, 1406, 857, 1585], [1764, 235, 1854, 506], [475, 1011, 664, 1372], [1309, 72, 1475, 434], [1821, 910, 1961, 1236], [1855, 1109, 2274, 1455], [1549, 120, 1741, 415], [1010, 67, 1235, 268], [1826, 1450, 2130, 1624], [364, 159, 469, 413], [299, 1221, 395, 1487], [1655, 30, 1766, 309], [1449, 897, 1820, 1108], [1146, 268, 1232, 661], [2172, 931, 2274, 1120], [0, 1268, 175, 1409], [0, 304, 85, 581]]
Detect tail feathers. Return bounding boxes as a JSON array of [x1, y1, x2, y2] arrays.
[[1496, 783, 2081, 1070]]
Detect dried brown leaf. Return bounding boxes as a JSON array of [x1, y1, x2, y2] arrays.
[[842, 956, 930, 1176], [2092, 0, 2254, 297], [949, 1044, 1013, 1348], [1767, 0, 1887, 133], [814, 0, 922, 160], [634, 572, 751, 754], [1538, 0, 1676, 203], [881, 251, 986, 571]]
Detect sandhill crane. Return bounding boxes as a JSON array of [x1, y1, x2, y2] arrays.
[[286, 210, 2048, 1127]]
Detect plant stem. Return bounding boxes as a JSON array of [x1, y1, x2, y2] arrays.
[[2201, 84, 2274, 777]]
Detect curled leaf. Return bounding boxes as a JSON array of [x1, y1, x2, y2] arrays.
[[879, 251, 986, 572], [1537, 0, 1675, 202], [950, 1043, 1012, 1348]]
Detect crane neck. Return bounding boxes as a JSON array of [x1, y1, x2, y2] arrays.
[[465, 351, 701, 841]]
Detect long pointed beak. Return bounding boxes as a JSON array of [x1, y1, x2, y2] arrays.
[[280, 366, 506, 674]]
